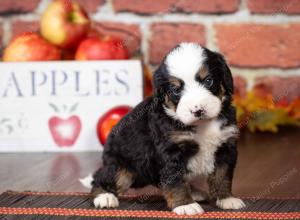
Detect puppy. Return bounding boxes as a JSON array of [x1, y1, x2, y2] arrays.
[[81, 42, 245, 215]]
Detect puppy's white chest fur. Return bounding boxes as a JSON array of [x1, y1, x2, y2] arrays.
[[187, 120, 237, 177]]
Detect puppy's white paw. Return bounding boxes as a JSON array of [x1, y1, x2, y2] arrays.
[[173, 202, 204, 215], [93, 193, 119, 208], [223, 126, 239, 139], [216, 197, 245, 210], [191, 190, 207, 202]]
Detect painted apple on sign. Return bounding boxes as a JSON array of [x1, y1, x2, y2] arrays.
[[49, 116, 81, 147], [48, 103, 81, 147]]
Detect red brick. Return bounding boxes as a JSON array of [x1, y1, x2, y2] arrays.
[[75, 0, 105, 13], [254, 76, 300, 102], [175, 0, 240, 14], [215, 24, 300, 68], [94, 22, 141, 56], [11, 21, 40, 40], [233, 75, 247, 98], [149, 23, 205, 65], [0, 0, 40, 15], [248, 0, 300, 15], [113, 0, 239, 14], [113, 0, 175, 14]]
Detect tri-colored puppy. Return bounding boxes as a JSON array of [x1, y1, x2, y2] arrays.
[[81, 42, 245, 215]]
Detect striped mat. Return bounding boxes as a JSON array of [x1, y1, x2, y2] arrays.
[[0, 191, 299, 219]]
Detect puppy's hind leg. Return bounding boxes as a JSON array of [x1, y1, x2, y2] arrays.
[[91, 165, 135, 209]]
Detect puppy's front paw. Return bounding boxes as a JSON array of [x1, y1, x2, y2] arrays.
[[223, 126, 239, 139], [216, 197, 245, 210], [173, 202, 204, 215], [93, 193, 119, 208]]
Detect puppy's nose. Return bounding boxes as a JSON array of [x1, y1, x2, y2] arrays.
[[193, 109, 204, 118]]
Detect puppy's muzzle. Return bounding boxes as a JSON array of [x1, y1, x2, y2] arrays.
[[192, 109, 205, 118]]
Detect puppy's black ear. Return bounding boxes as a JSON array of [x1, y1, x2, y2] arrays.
[[218, 55, 234, 105], [222, 60, 234, 96], [153, 62, 168, 95]]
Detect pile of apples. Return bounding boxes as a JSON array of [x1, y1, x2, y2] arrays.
[[2, 0, 154, 146], [3, 0, 129, 62]]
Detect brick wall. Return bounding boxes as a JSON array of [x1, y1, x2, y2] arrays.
[[0, 0, 300, 100]]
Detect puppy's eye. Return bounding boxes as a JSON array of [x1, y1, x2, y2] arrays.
[[203, 77, 213, 88], [170, 85, 181, 96]]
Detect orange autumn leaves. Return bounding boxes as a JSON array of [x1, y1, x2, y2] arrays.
[[233, 90, 300, 133]]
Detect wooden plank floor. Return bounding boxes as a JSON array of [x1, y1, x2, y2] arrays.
[[0, 128, 299, 197]]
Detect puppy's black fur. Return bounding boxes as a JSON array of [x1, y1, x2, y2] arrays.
[[90, 44, 241, 212]]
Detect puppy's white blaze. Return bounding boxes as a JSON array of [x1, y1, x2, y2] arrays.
[[166, 42, 205, 82], [173, 202, 204, 215], [94, 193, 119, 208], [79, 174, 93, 189], [216, 197, 245, 210], [176, 84, 221, 125]]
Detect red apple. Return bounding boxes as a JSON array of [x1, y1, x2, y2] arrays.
[[87, 27, 103, 38], [61, 49, 75, 60], [40, 0, 90, 50], [97, 106, 132, 145], [3, 32, 61, 62], [49, 115, 81, 147], [75, 36, 129, 60]]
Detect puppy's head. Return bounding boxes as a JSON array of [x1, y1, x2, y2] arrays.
[[154, 42, 233, 125]]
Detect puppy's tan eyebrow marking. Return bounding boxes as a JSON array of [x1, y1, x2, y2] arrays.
[[198, 66, 209, 79], [169, 76, 182, 87]]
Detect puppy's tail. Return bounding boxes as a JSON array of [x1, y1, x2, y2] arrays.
[[79, 174, 93, 189]]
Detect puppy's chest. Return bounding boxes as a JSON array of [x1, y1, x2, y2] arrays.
[[186, 120, 236, 176]]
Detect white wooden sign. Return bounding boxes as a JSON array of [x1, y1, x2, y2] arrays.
[[0, 60, 143, 152]]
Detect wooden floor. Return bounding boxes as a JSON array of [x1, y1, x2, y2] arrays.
[[0, 128, 299, 197]]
